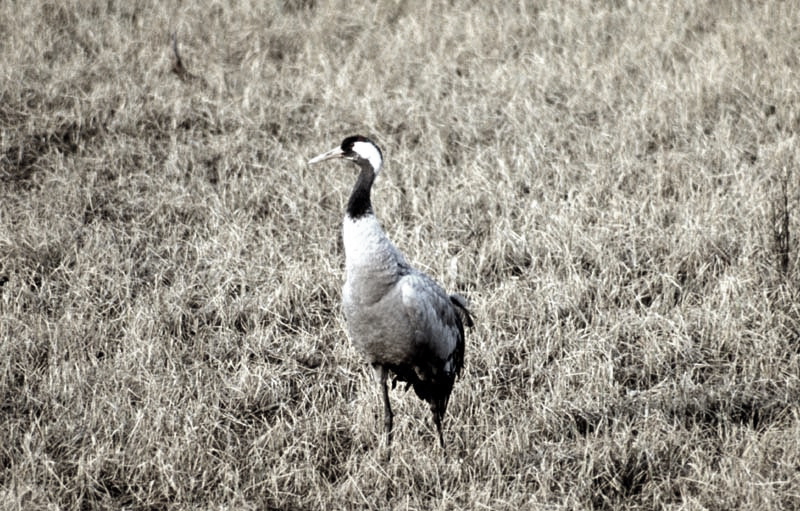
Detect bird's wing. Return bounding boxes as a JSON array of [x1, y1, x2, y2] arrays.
[[399, 272, 466, 377]]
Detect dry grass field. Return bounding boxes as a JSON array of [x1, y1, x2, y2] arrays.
[[2, 1, 800, 509]]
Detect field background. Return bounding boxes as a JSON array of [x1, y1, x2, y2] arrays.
[[2, 1, 800, 509]]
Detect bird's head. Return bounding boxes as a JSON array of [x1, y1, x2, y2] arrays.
[[308, 135, 383, 174]]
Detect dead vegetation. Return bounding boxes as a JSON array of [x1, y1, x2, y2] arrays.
[[1, 1, 799, 509]]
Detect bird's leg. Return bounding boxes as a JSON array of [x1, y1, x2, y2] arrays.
[[373, 364, 393, 448], [431, 403, 445, 449], [381, 377, 394, 447]]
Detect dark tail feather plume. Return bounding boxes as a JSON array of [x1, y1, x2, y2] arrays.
[[450, 293, 474, 327]]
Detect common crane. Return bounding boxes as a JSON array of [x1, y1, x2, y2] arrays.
[[309, 135, 473, 452]]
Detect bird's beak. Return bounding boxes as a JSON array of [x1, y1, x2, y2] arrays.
[[308, 146, 344, 165]]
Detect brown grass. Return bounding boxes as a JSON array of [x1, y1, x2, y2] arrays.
[[2, 1, 800, 509]]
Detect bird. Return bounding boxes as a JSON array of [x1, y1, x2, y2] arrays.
[[308, 135, 473, 452]]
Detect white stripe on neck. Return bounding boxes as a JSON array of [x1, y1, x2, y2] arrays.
[[351, 141, 383, 173]]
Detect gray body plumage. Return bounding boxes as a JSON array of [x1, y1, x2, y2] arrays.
[[309, 135, 472, 452], [343, 215, 463, 381]]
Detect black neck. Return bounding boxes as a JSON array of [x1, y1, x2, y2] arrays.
[[346, 161, 375, 219]]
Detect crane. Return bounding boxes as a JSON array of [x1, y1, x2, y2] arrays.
[[309, 135, 473, 453]]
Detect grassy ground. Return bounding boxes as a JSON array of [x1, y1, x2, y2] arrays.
[[2, 1, 800, 509]]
